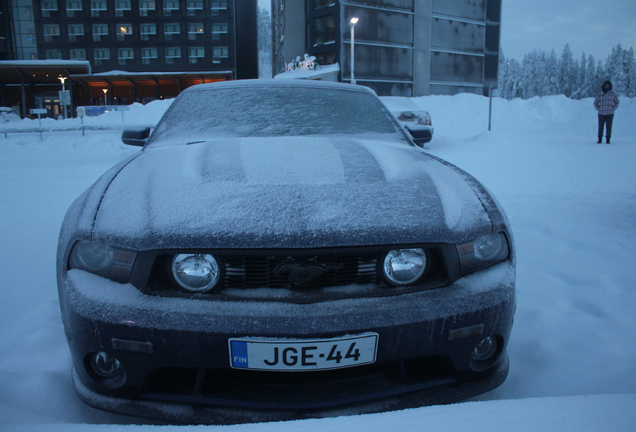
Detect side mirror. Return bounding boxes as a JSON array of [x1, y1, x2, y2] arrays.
[[122, 127, 151, 146]]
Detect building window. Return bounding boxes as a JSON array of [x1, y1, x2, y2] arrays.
[[93, 23, 108, 41], [94, 48, 110, 65], [315, 0, 333, 8], [140, 23, 156, 41], [187, 0, 203, 16], [142, 47, 157, 64], [66, 0, 82, 16], [118, 48, 134, 65], [68, 23, 84, 42], [189, 47, 205, 64], [115, 0, 131, 16], [188, 23, 204, 40], [46, 49, 62, 59], [91, 1, 107, 17], [210, 0, 227, 16], [139, 0, 155, 16], [42, 1, 57, 17], [165, 47, 181, 64], [210, 1, 227, 9], [213, 46, 228, 63], [117, 24, 133, 41], [314, 14, 335, 45], [164, 23, 180, 40], [164, 0, 179, 15], [211, 22, 227, 40], [70, 48, 86, 60], [43, 24, 60, 42]]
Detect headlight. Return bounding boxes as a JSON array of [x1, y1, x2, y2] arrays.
[[382, 248, 427, 286], [68, 241, 136, 283], [171, 254, 222, 293], [457, 232, 509, 275]]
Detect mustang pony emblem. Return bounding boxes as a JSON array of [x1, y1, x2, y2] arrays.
[[274, 258, 343, 287]]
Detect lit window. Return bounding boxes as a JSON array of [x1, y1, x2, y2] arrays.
[[117, 24, 133, 41], [188, 23, 204, 40]]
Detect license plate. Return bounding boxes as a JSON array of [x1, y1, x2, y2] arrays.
[[229, 333, 378, 371]]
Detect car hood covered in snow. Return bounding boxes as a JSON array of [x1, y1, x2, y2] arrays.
[[71, 136, 494, 250]]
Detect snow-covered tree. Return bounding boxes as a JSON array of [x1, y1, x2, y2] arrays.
[[557, 44, 577, 97], [495, 44, 634, 99]]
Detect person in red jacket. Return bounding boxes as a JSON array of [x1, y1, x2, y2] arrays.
[[593, 80, 620, 144]]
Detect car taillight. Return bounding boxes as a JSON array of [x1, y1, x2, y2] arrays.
[[418, 114, 432, 126]]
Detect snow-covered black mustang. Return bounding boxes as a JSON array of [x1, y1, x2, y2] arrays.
[[56, 80, 515, 424]]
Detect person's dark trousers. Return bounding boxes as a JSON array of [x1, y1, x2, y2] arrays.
[[598, 114, 614, 142]]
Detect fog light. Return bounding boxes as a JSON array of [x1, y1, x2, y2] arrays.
[[90, 351, 123, 378], [471, 336, 498, 362], [88, 351, 126, 389]]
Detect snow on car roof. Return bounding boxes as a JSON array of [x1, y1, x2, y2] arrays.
[[184, 78, 378, 95], [379, 96, 423, 112]]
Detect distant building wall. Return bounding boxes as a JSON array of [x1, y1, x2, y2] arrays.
[[272, 0, 501, 96]]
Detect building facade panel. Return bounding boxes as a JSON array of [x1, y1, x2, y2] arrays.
[[431, 18, 484, 53], [431, 0, 485, 21]]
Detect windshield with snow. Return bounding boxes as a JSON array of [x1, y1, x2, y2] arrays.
[[149, 86, 403, 146]]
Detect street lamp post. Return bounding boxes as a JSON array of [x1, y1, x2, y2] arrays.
[[58, 76, 67, 119], [103, 88, 108, 106], [349, 17, 359, 85]]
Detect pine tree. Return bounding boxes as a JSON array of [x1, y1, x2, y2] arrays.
[[558, 44, 576, 97], [571, 52, 587, 99], [626, 47, 636, 97], [584, 55, 597, 98]]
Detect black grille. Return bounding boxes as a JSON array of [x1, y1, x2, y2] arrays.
[[224, 254, 378, 289], [142, 357, 455, 410], [138, 245, 456, 300]]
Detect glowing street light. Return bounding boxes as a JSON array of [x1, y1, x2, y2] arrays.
[[58, 76, 68, 118], [103, 88, 108, 106], [350, 17, 359, 85]]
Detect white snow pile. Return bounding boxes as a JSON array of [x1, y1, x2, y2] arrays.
[[1, 91, 635, 431]]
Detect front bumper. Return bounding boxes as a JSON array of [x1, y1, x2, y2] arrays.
[[60, 262, 515, 424]]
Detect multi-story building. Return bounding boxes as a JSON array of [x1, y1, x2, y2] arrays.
[[272, 0, 501, 96], [1, 0, 258, 115], [30, 0, 257, 77]]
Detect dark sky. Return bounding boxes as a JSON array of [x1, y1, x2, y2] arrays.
[[501, 0, 636, 61]]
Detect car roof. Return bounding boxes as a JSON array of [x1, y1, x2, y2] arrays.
[[182, 79, 378, 96]]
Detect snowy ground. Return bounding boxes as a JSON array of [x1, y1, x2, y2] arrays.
[[1, 93, 635, 431]]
